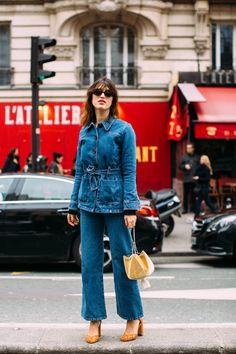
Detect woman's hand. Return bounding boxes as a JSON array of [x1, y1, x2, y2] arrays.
[[124, 215, 137, 228], [67, 213, 80, 227], [193, 176, 199, 180]]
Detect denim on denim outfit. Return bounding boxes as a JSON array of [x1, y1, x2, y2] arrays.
[[68, 115, 144, 321]]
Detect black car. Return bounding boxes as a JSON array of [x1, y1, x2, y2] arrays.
[[191, 209, 236, 259], [0, 173, 163, 272]]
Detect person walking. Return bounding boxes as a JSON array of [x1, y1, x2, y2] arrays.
[[193, 155, 216, 217], [2, 147, 20, 173], [22, 153, 32, 173], [67, 77, 144, 344], [48, 152, 64, 175], [179, 142, 199, 213]]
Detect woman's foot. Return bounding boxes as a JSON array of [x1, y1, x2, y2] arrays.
[[85, 320, 102, 344], [120, 318, 144, 342]]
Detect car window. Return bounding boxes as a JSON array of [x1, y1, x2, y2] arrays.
[[0, 178, 13, 201], [19, 178, 73, 201]]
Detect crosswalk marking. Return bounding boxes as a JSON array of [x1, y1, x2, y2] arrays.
[[0, 322, 236, 329], [65, 288, 236, 300], [0, 275, 174, 280]]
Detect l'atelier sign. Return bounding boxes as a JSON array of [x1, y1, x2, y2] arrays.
[[179, 71, 236, 86]]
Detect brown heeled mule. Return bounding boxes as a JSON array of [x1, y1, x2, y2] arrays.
[[85, 320, 102, 344], [120, 318, 144, 342]]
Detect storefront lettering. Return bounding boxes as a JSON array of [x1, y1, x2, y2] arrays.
[[206, 126, 217, 136], [200, 70, 236, 85], [4, 104, 81, 125], [136, 146, 158, 163]]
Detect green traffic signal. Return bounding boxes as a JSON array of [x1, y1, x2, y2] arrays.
[[30, 36, 57, 84]]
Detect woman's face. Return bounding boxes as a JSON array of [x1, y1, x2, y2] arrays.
[[200, 156, 206, 164], [92, 85, 113, 113], [14, 148, 19, 156], [57, 156, 63, 163]]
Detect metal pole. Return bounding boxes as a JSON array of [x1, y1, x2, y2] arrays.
[[31, 82, 40, 172]]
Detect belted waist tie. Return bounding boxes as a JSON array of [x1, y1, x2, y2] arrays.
[[83, 165, 121, 191]]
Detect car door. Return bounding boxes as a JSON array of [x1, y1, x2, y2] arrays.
[[0, 176, 20, 256], [4, 175, 74, 259]]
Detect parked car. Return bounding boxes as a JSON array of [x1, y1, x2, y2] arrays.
[[144, 189, 182, 236], [191, 209, 236, 259], [0, 174, 163, 272]]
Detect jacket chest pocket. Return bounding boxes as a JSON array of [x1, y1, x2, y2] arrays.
[[98, 176, 123, 205]]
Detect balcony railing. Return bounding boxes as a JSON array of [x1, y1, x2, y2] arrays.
[[76, 66, 139, 87], [0, 67, 14, 86]]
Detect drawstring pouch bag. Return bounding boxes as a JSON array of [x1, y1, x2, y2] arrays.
[[123, 226, 155, 289]]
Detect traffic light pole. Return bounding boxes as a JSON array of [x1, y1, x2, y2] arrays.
[[31, 82, 40, 172]]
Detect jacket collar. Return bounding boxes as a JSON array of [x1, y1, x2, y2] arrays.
[[85, 116, 116, 131]]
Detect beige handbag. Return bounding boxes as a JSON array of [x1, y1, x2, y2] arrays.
[[123, 227, 155, 289]]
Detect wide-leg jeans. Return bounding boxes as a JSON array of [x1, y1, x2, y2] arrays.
[[80, 209, 144, 321]]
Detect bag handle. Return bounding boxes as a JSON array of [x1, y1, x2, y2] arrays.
[[130, 227, 138, 255]]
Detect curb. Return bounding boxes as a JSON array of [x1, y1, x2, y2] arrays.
[[0, 327, 235, 354], [153, 251, 197, 257]]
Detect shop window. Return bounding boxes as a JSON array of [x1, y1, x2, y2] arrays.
[[80, 25, 137, 86], [0, 24, 11, 86], [211, 23, 234, 70]]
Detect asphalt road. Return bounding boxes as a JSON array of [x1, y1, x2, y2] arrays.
[[0, 255, 236, 325]]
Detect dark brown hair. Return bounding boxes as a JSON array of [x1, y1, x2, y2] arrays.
[[80, 77, 119, 127]]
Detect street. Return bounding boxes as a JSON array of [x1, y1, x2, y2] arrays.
[[0, 256, 236, 324], [0, 254, 236, 353], [0, 214, 236, 353]]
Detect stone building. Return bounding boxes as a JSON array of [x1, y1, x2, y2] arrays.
[[0, 0, 236, 193]]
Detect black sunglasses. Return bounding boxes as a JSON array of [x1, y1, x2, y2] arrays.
[[93, 88, 114, 98]]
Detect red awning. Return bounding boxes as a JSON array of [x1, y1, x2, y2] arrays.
[[193, 87, 236, 139]]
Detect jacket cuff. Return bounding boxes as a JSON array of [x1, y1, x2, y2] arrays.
[[124, 209, 137, 215], [68, 209, 80, 215], [123, 200, 141, 210]]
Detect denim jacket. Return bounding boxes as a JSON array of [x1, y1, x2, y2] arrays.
[[68, 116, 141, 214]]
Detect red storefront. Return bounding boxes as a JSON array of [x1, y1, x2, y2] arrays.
[[0, 101, 171, 195]]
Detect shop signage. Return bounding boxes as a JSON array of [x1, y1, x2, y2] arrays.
[[194, 123, 236, 139], [179, 71, 236, 86], [0, 101, 170, 193]]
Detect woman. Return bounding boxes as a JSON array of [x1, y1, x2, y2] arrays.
[[67, 77, 144, 344], [22, 153, 32, 173], [193, 155, 216, 217], [2, 147, 20, 173], [48, 152, 64, 175]]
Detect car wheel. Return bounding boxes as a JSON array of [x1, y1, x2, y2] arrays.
[[72, 235, 113, 273], [162, 215, 175, 237]]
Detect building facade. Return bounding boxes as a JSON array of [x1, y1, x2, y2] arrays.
[[0, 0, 236, 194]]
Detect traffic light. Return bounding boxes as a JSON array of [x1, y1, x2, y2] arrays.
[[31, 36, 57, 84]]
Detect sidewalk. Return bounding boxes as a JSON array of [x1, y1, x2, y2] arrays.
[[0, 323, 236, 353], [158, 213, 196, 257]]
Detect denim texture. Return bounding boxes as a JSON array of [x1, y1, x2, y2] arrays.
[[68, 116, 141, 213], [80, 209, 144, 321]]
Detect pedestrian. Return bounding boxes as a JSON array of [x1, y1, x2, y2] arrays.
[[179, 142, 199, 213], [22, 153, 32, 173], [67, 77, 144, 344], [2, 147, 20, 173], [48, 152, 64, 175], [193, 155, 216, 217], [70, 156, 76, 177]]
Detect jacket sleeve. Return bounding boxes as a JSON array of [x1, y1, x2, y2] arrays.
[[68, 129, 84, 213], [121, 123, 141, 211], [179, 155, 187, 171]]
